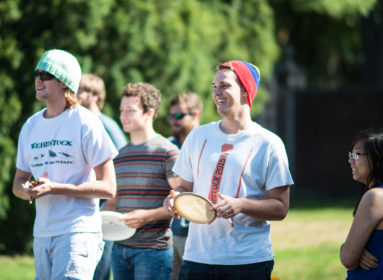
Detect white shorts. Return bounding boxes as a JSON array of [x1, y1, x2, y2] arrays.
[[33, 232, 104, 280]]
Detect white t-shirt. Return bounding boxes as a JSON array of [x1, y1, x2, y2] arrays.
[[16, 106, 118, 237], [173, 121, 294, 265]]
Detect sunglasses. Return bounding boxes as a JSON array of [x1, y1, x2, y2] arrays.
[[35, 70, 55, 81], [169, 112, 194, 120]]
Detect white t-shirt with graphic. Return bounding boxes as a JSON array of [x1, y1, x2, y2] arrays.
[[16, 106, 118, 237], [173, 121, 294, 265]]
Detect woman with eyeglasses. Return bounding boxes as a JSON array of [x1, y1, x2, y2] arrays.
[[340, 128, 383, 279]]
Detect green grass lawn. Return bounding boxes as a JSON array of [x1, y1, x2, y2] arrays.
[[271, 207, 353, 280], [0, 207, 354, 280], [0, 255, 35, 279]]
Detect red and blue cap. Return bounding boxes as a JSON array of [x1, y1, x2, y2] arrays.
[[221, 60, 260, 108]]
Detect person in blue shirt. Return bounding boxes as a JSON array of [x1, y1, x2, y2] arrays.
[[341, 128, 383, 279], [78, 74, 127, 150], [168, 92, 203, 280], [78, 73, 127, 280]]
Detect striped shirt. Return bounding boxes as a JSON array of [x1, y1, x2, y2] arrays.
[[114, 135, 179, 249]]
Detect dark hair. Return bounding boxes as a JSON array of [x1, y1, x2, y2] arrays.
[[216, 63, 245, 92], [352, 128, 383, 215], [121, 82, 161, 120]]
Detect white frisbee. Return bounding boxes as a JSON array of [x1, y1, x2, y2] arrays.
[[173, 192, 216, 224], [100, 211, 136, 241]]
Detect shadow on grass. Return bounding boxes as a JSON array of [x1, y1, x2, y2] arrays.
[[290, 189, 356, 210]]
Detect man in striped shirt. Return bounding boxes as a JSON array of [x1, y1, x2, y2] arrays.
[[103, 82, 179, 280]]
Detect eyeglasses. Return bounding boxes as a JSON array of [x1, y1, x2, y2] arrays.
[[348, 152, 369, 160], [35, 70, 55, 81], [169, 112, 194, 120], [77, 87, 91, 94]]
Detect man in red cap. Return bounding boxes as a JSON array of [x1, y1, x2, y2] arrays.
[[164, 60, 293, 279]]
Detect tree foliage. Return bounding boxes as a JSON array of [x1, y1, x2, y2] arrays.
[[0, 0, 377, 254], [270, 0, 378, 88]]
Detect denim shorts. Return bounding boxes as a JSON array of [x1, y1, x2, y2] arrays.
[[112, 244, 173, 280], [179, 259, 274, 280], [33, 232, 104, 280]]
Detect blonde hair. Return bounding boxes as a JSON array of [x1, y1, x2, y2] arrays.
[[170, 92, 203, 113], [64, 89, 79, 109], [79, 74, 106, 109]]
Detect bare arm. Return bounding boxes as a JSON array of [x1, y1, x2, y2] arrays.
[[119, 176, 180, 228], [213, 185, 290, 221], [340, 189, 383, 270], [170, 176, 193, 193], [13, 169, 33, 202], [163, 177, 193, 217], [120, 207, 172, 229], [27, 158, 117, 200], [102, 195, 118, 211]]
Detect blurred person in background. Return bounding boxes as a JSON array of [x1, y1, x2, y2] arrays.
[[164, 60, 293, 280], [78, 73, 127, 150], [78, 73, 127, 280], [12, 49, 117, 280], [103, 82, 179, 280], [168, 92, 202, 280], [341, 128, 383, 279]]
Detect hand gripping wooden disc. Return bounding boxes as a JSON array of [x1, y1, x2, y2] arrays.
[[100, 211, 136, 241], [173, 192, 216, 224]]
